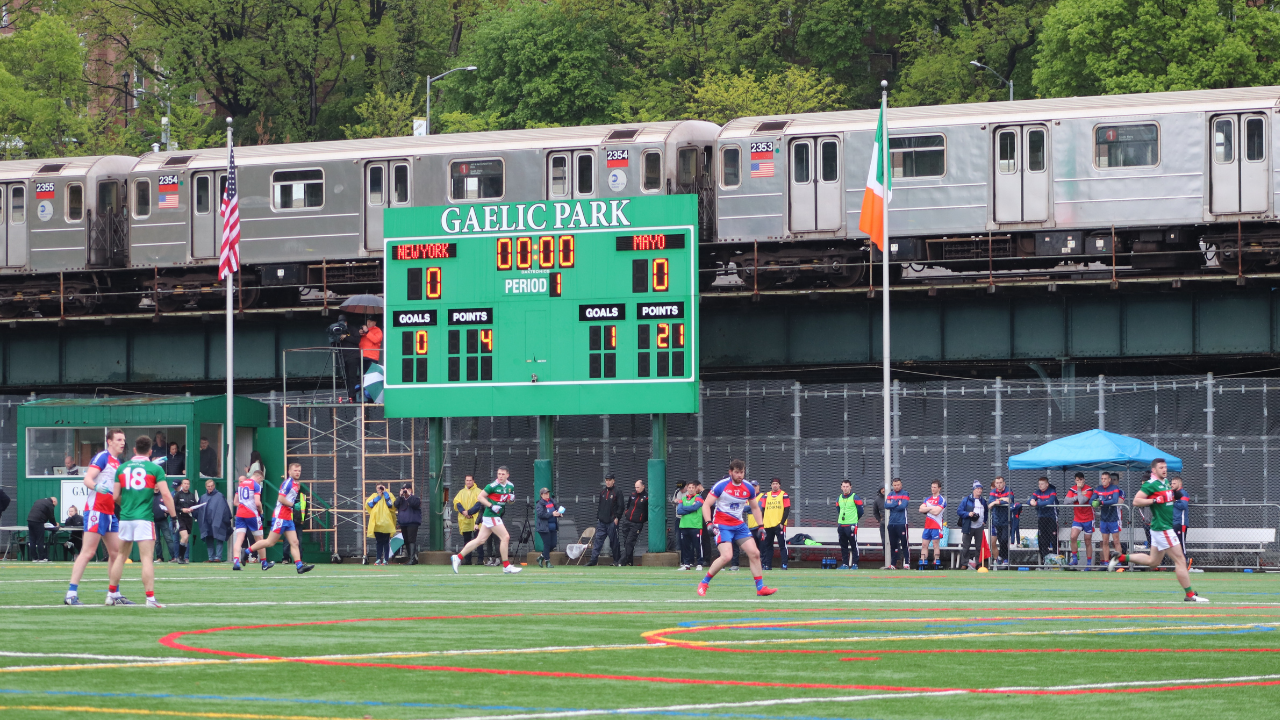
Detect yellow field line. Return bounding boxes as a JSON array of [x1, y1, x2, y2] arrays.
[[0, 705, 384, 720]]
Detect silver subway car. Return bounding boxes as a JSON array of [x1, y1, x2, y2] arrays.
[[712, 86, 1280, 286]]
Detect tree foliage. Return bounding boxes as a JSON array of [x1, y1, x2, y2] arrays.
[[686, 67, 845, 124]]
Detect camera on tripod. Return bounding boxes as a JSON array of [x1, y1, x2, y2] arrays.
[[327, 315, 352, 347]]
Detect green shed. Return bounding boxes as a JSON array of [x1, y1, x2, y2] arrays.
[[14, 395, 315, 562]]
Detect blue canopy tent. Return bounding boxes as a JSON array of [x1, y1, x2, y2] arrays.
[[1007, 429, 1182, 472]]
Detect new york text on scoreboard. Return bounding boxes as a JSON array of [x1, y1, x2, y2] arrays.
[[382, 194, 698, 418]]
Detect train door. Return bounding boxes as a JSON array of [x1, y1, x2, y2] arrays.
[[993, 125, 1049, 223], [365, 161, 387, 250], [788, 137, 842, 232], [1210, 113, 1269, 214], [190, 172, 225, 258], [547, 151, 596, 199], [789, 138, 815, 231], [4, 183, 26, 267]]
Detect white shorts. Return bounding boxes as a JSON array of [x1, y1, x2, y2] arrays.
[[481, 516, 504, 529], [119, 520, 156, 542], [1151, 528, 1179, 551]]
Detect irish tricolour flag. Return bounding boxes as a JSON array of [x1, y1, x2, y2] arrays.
[[857, 104, 892, 250]]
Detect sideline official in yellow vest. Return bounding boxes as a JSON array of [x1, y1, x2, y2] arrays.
[[837, 480, 864, 569], [452, 475, 485, 565], [760, 478, 791, 570]]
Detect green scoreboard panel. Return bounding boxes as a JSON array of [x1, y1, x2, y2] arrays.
[[382, 194, 698, 418]]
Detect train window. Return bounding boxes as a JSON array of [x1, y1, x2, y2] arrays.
[[792, 143, 811, 183], [66, 183, 83, 222], [99, 181, 119, 212], [721, 146, 741, 188], [450, 159, 503, 201], [1247, 118, 1266, 162], [368, 165, 384, 205], [888, 135, 945, 178], [997, 131, 1017, 174], [273, 169, 324, 209], [550, 155, 568, 197], [678, 148, 698, 185], [1213, 118, 1234, 164], [393, 163, 410, 204], [1028, 129, 1045, 172], [577, 153, 594, 195], [1094, 123, 1158, 168], [134, 179, 151, 218], [195, 176, 210, 214], [10, 185, 23, 223], [642, 151, 661, 192], [821, 141, 838, 182]]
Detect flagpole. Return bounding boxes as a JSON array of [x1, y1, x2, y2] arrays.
[[225, 117, 235, 506], [881, 80, 892, 506]]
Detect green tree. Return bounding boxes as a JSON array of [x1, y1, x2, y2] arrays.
[[342, 83, 421, 138], [685, 66, 845, 124], [0, 14, 91, 158], [1034, 0, 1280, 97]]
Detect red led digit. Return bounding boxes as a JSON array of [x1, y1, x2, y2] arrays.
[[516, 237, 533, 269], [657, 323, 670, 349], [559, 235, 575, 267], [496, 238, 512, 270], [675, 323, 685, 348], [415, 330, 428, 355], [652, 258, 669, 292], [425, 267, 442, 299], [606, 325, 617, 350], [538, 236, 555, 268], [550, 272, 562, 297], [480, 329, 493, 353]]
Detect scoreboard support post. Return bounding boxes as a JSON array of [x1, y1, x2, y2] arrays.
[[647, 413, 667, 553], [533, 415, 554, 552], [428, 417, 445, 551]]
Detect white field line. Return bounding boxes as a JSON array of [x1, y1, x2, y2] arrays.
[[668, 622, 1280, 646], [0, 574, 406, 584], [0, 651, 173, 662]]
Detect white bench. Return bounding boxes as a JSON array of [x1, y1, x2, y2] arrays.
[[785, 526, 975, 566]]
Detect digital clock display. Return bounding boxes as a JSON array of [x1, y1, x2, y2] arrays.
[[393, 243, 458, 260], [616, 233, 686, 251], [383, 195, 698, 418]]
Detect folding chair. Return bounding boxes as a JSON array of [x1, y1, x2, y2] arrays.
[[568, 526, 596, 565]]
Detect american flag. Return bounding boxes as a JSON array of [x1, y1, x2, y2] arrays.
[[750, 161, 774, 178], [218, 145, 240, 280]]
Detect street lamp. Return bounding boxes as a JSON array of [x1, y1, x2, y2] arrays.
[[425, 66, 478, 135], [970, 60, 1013, 102]]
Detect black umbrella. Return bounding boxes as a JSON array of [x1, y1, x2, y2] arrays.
[[339, 294, 384, 315]]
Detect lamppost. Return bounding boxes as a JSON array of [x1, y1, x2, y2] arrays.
[[970, 60, 1013, 102], [425, 66, 478, 135]]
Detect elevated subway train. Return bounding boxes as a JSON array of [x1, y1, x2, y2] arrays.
[[0, 85, 1275, 316]]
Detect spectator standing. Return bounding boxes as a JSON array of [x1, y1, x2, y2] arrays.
[[359, 316, 383, 373], [1171, 476, 1190, 559], [395, 483, 422, 565], [151, 432, 168, 463], [958, 482, 987, 569], [618, 480, 648, 566], [885, 478, 910, 569], [1093, 472, 1125, 564], [453, 475, 484, 565], [836, 480, 862, 569], [26, 496, 57, 562], [535, 487, 561, 568], [760, 478, 791, 571], [63, 505, 84, 558], [587, 474, 623, 566], [696, 481, 715, 566], [918, 481, 946, 570], [675, 481, 704, 570], [1029, 476, 1059, 564], [167, 442, 186, 477], [195, 479, 232, 562], [1066, 472, 1096, 568], [987, 476, 1013, 566], [366, 484, 396, 565], [151, 489, 179, 562], [173, 478, 197, 564], [873, 487, 889, 569], [0, 487, 11, 522], [1010, 495, 1024, 547], [246, 451, 265, 478], [199, 437, 219, 478]]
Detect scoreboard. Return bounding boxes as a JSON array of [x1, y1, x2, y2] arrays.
[[382, 194, 698, 418]]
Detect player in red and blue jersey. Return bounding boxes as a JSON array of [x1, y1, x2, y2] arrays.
[[918, 481, 946, 570], [696, 459, 776, 597], [232, 473, 267, 571], [65, 428, 127, 606], [1093, 472, 1125, 565], [248, 462, 314, 574], [1066, 472, 1095, 568]]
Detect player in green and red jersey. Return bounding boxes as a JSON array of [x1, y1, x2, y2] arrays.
[[109, 436, 175, 608], [451, 466, 522, 574], [1108, 458, 1208, 602]]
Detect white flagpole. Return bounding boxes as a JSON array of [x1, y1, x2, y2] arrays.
[[881, 80, 892, 503], [225, 117, 235, 505]]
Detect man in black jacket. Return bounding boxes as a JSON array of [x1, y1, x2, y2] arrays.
[[173, 478, 198, 564], [618, 480, 649, 566], [873, 486, 889, 569], [27, 496, 58, 562], [394, 483, 422, 565], [151, 491, 178, 562], [587, 474, 623, 566]]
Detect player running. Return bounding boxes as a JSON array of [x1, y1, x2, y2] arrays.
[[65, 429, 127, 606], [451, 466, 522, 574], [232, 473, 267, 571], [1108, 458, 1208, 602], [918, 481, 946, 570], [248, 463, 315, 574], [1065, 472, 1095, 569], [107, 436, 176, 607], [696, 459, 776, 597]]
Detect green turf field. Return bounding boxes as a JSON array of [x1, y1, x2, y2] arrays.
[[1, 561, 1277, 720]]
